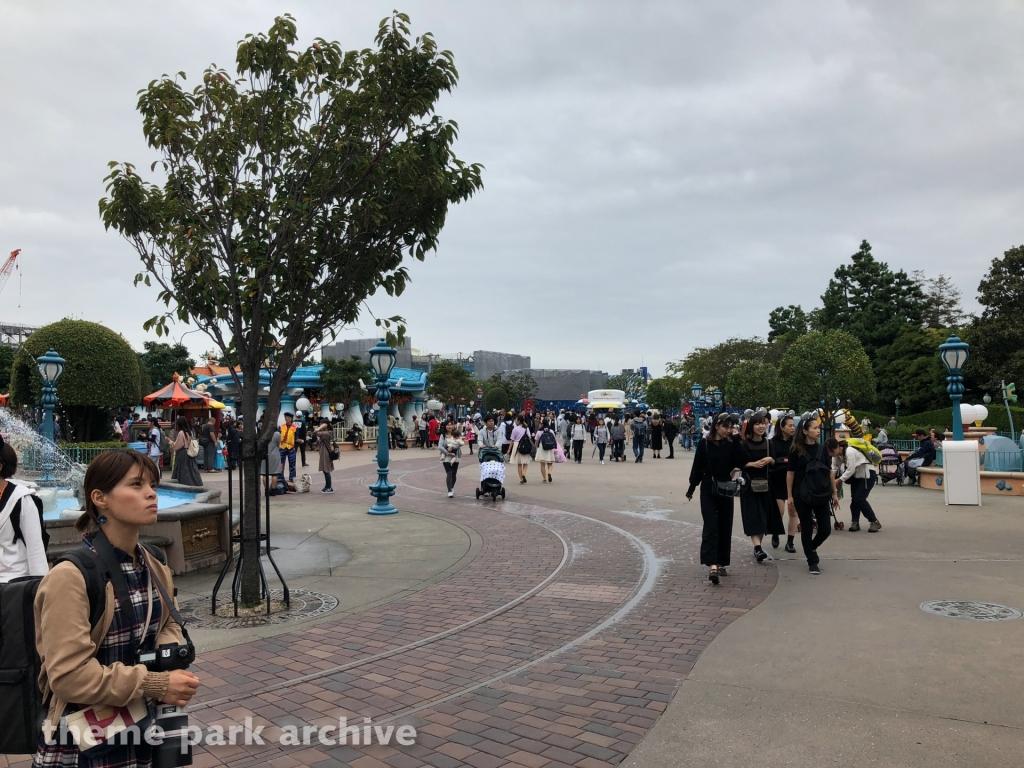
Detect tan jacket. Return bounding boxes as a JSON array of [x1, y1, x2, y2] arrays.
[[34, 548, 185, 733]]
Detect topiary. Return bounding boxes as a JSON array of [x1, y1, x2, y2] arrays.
[[10, 319, 144, 442], [483, 386, 509, 412]]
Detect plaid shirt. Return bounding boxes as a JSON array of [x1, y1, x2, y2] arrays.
[[34, 537, 164, 768]]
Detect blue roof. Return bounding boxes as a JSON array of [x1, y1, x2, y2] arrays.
[[194, 365, 427, 392]]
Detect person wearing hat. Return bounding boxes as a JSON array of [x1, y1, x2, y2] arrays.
[[686, 412, 745, 585]]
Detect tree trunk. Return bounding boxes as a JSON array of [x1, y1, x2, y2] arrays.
[[239, 378, 264, 606]]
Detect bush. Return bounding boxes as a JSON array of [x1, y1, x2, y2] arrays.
[[483, 386, 509, 411], [58, 441, 128, 450], [10, 319, 144, 442], [898, 405, 1024, 434]]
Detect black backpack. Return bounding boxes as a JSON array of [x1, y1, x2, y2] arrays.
[[0, 541, 168, 755], [632, 419, 646, 438], [799, 445, 833, 503], [517, 431, 533, 456], [539, 430, 556, 450]]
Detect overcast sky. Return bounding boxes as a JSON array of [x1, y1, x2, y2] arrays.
[[2, 1, 1023, 376]]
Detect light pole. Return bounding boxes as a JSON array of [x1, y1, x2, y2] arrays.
[[939, 334, 969, 441], [368, 339, 398, 515], [712, 389, 723, 412], [895, 398, 900, 419], [36, 349, 66, 485]]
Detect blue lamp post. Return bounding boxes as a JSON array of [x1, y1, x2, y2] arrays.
[[712, 388, 723, 412], [368, 339, 398, 515], [36, 349, 66, 484], [939, 334, 970, 441]]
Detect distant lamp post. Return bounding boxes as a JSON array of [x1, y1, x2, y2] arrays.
[[983, 393, 992, 405], [691, 383, 703, 401], [939, 334, 970, 441], [895, 398, 900, 418], [36, 349, 66, 484], [368, 340, 398, 515], [712, 389, 723, 410]]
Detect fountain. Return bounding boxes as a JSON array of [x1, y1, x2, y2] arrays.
[[0, 408, 84, 514]]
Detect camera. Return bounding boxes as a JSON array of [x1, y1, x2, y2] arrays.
[[139, 643, 195, 768]]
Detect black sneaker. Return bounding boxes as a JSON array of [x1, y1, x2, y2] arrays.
[[755, 549, 769, 563], [771, 535, 780, 549], [708, 568, 720, 585], [785, 542, 796, 554], [718, 567, 728, 577], [808, 563, 821, 575]]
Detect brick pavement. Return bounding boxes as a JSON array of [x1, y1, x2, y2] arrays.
[[3, 458, 775, 768]]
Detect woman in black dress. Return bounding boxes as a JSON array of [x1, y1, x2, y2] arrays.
[[686, 412, 745, 584], [787, 413, 838, 575], [649, 413, 664, 458], [769, 414, 796, 552], [739, 412, 782, 563]]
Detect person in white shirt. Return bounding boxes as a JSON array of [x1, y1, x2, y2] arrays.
[[0, 438, 49, 583], [147, 416, 164, 477], [828, 438, 881, 533]]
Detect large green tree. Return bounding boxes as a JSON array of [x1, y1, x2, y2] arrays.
[[817, 240, 925, 359], [776, 329, 875, 412], [873, 324, 950, 414], [965, 246, 1024, 394], [427, 359, 476, 405], [319, 355, 373, 406], [644, 376, 684, 410], [98, 14, 482, 604], [489, 370, 538, 408], [0, 345, 14, 392], [767, 305, 810, 346], [725, 361, 779, 409], [666, 337, 779, 393], [913, 271, 968, 330], [10, 319, 144, 441], [138, 341, 195, 389]]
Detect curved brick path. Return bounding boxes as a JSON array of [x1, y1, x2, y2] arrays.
[[4, 458, 776, 768]]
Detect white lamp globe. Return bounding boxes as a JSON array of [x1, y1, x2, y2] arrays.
[[973, 405, 989, 424], [959, 404, 978, 425], [336, 403, 345, 411], [426, 399, 443, 411], [295, 396, 312, 412]]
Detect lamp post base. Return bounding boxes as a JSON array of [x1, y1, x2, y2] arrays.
[[368, 502, 398, 516]]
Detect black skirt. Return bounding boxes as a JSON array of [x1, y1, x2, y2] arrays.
[[770, 470, 789, 501], [741, 487, 785, 536]]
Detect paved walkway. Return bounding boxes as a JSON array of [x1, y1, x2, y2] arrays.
[[6, 446, 1021, 767]]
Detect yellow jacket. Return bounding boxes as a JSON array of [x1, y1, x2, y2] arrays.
[[280, 423, 296, 450]]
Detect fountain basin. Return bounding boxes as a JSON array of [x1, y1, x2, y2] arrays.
[[44, 482, 230, 575]]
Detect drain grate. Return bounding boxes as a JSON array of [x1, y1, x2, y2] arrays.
[[920, 600, 1023, 622]]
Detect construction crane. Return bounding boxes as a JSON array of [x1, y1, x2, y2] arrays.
[[0, 249, 20, 297]]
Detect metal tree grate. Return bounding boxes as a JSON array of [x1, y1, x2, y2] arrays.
[[920, 600, 1023, 622]]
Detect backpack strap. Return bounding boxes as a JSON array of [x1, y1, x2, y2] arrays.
[[54, 549, 107, 631], [11, 495, 48, 551]]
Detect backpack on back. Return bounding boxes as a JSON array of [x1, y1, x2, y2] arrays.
[[0, 543, 166, 755], [539, 430, 556, 450], [632, 420, 646, 438], [517, 431, 533, 456], [799, 445, 833, 503], [846, 437, 883, 467]]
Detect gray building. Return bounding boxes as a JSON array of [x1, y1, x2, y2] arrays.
[[321, 337, 413, 369], [472, 350, 531, 380], [502, 369, 609, 401]]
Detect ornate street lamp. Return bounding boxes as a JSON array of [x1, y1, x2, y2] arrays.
[[691, 383, 703, 401], [36, 349, 66, 484], [895, 398, 900, 418], [367, 339, 398, 515], [712, 389, 723, 410], [939, 334, 970, 441]]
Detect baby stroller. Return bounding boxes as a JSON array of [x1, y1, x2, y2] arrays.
[[476, 446, 507, 501], [878, 446, 903, 486]]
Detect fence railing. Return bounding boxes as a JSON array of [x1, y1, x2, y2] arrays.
[[935, 448, 1024, 472], [331, 425, 379, 443], [21, 444, 126, 470]]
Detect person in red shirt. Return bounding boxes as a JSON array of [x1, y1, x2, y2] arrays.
[[427, 415, 440, 447]]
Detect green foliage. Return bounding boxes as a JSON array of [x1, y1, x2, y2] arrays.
[[776, 330, 875, 411], [319, 355, 373, 405], [58, 441, 128, 450], [725, 361, 779, 409], [10, 319, 143, 442], [873, 325, 950, 413], [965, 245, 1024, 393], [849, 410, 891, 426], [644, 376, 684, 410], [604, 371, 648, 402], [483, 386, 509, 411], [138, 341, 195, 389], [767, 305, 809, 346], [666, 337, 781, 393], [490, 370, 538, 408], [817, 240, 925, 359], [427, 360, 476, 405], [913, 271, 967, 330], [0, 345, 14, 392]]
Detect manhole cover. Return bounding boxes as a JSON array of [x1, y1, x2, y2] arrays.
[[177, 589, 339, 629], [920, 600, 1023, 622]]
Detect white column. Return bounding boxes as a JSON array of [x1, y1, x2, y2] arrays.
[[402, 401, 416, 427]]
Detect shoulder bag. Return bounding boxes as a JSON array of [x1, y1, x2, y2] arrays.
[[185, 434, 200, 458], [749, 440, 770, 493]]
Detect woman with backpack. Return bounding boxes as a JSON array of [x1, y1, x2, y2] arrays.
[[535, 419, 558, 482], [739, 412, 782, 563], [510, 415, 533, 482], [169, 415, 202, 487], [770, 414, 797, 552], [439, 422, 465, 497], [787, 414, 838, 575], [686, 412, 745, 585], [317, 419, 337, 494], [593, 419, 610, 464], [32, 450, 200, 765], [827, 438, 881, 532], [0, 437, 49, 583]]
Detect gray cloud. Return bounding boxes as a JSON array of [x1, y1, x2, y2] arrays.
[[1, 0, 1022, 375]]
